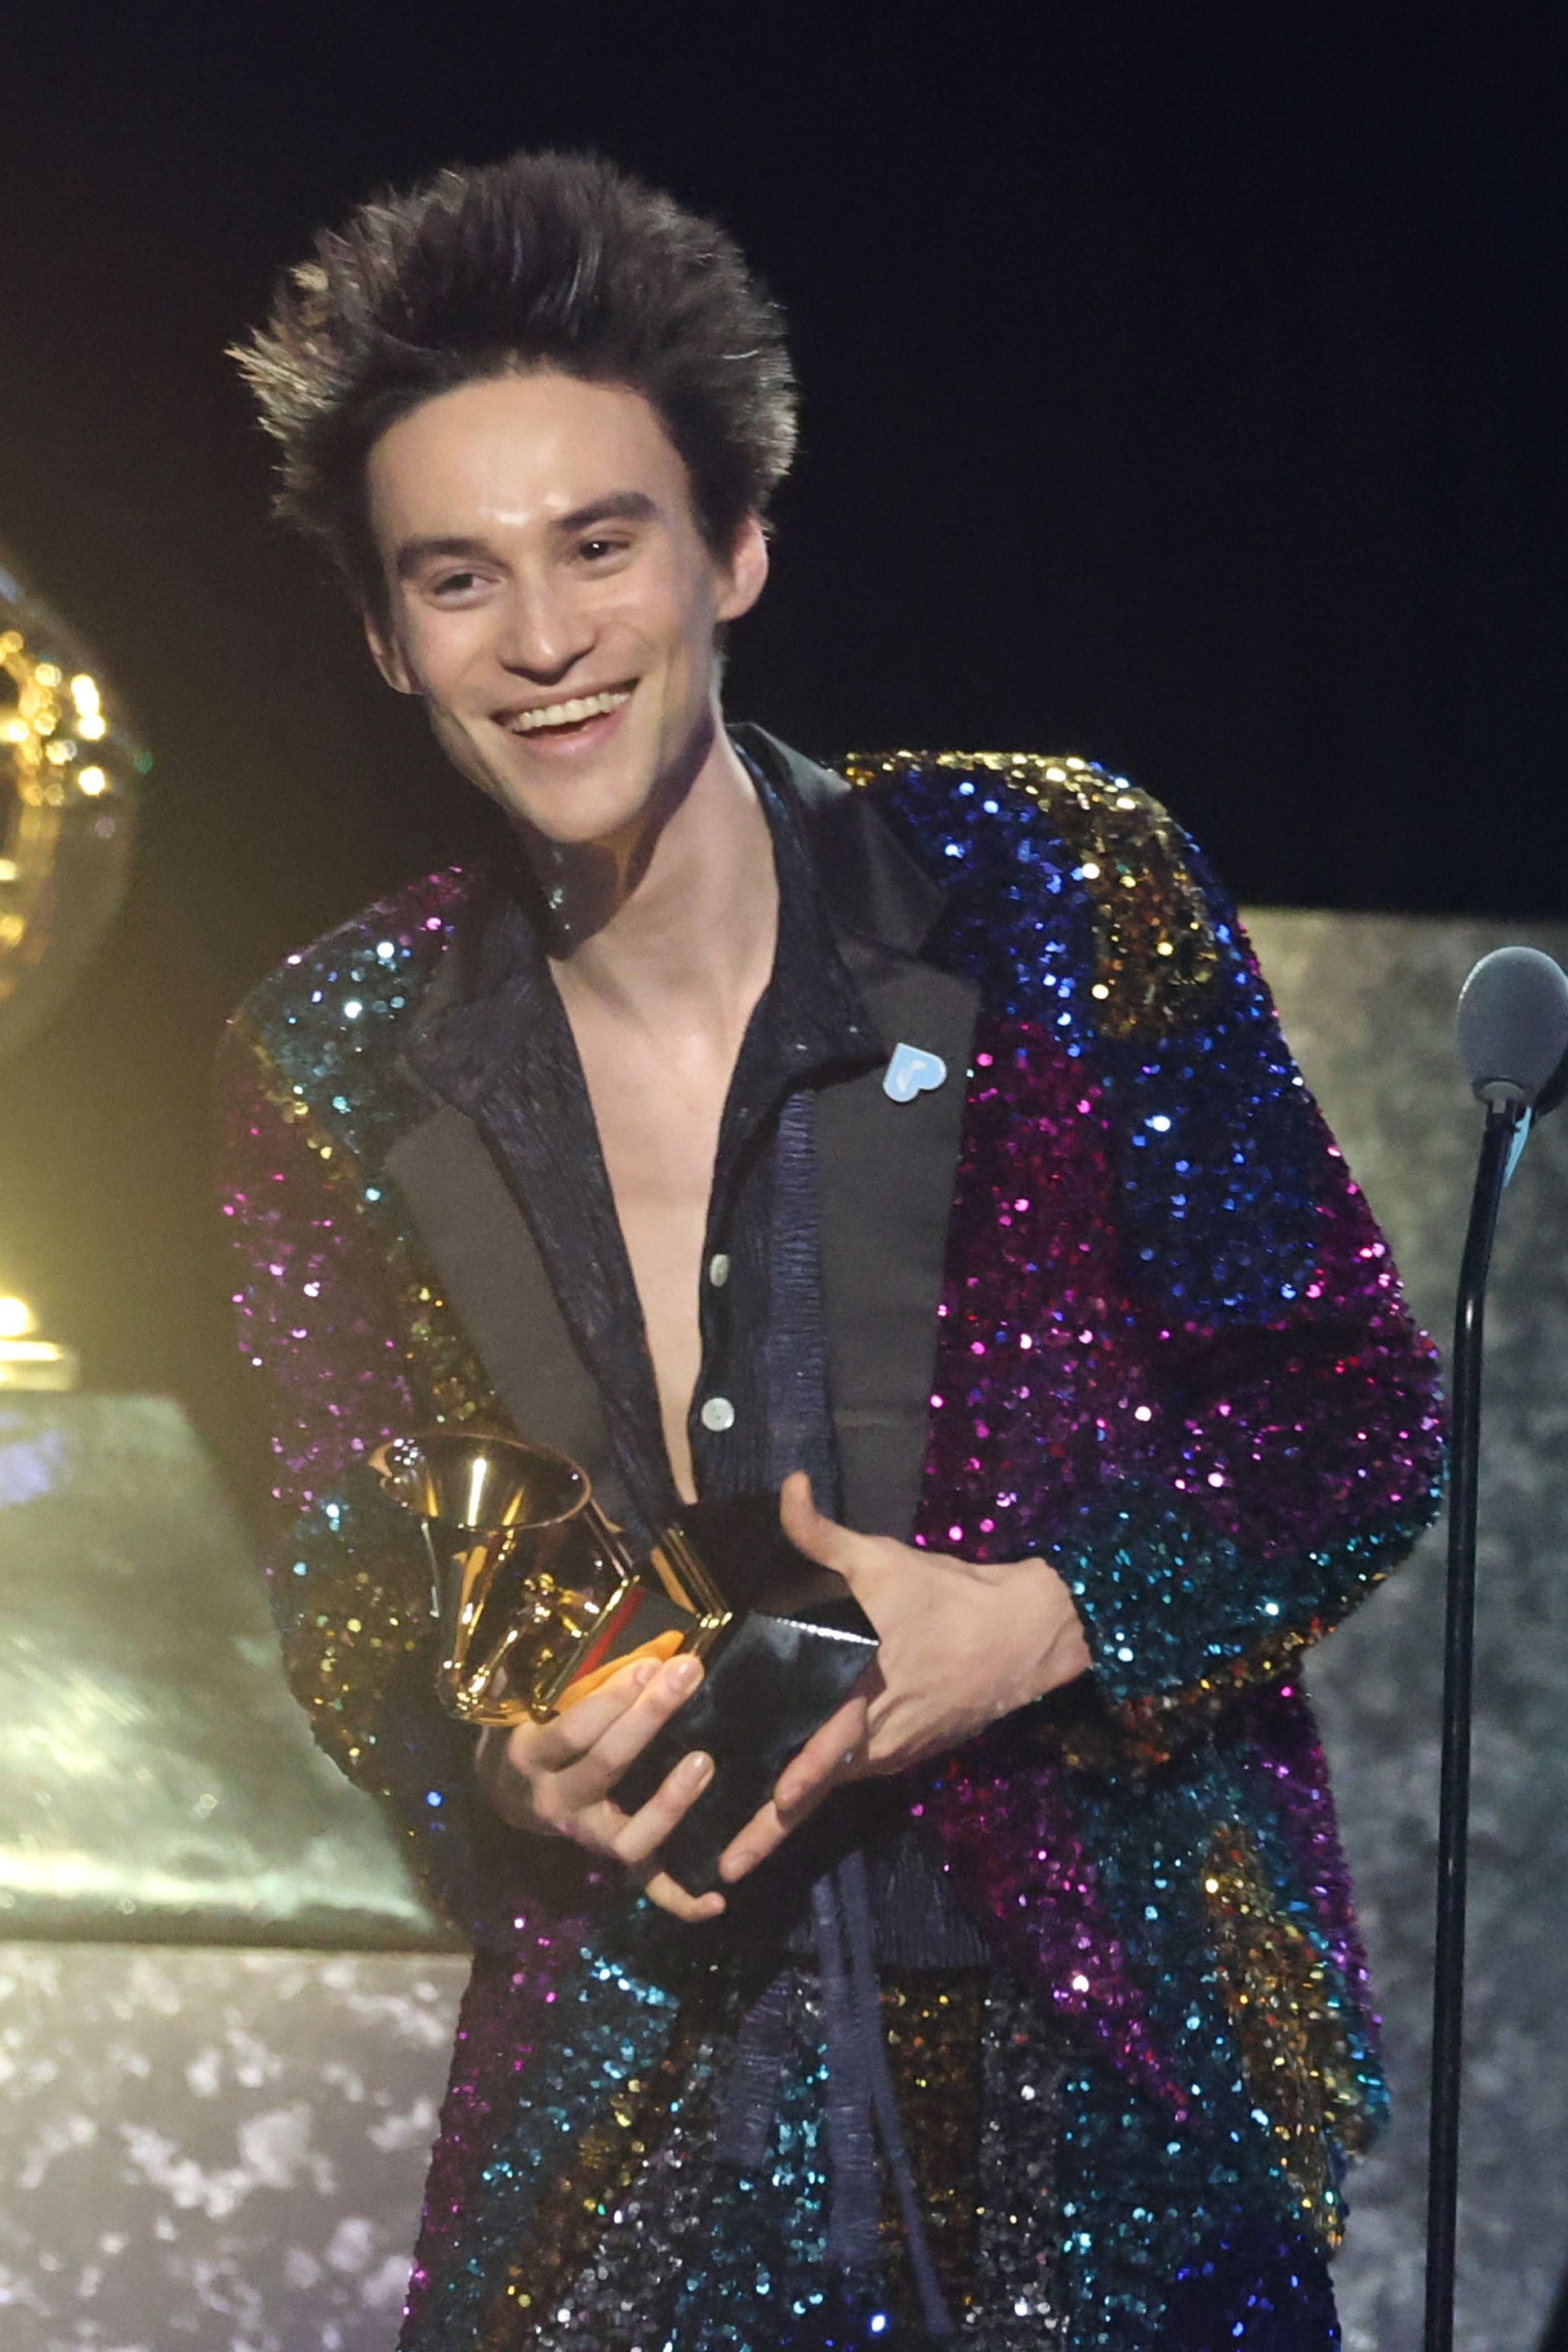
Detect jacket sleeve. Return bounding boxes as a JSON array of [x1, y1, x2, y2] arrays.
[[216, 1008, 532, 1941], [1036, 836, 1446, 1765]]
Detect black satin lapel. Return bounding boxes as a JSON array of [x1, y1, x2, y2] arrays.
[[815, 949, 979, 1539], [731, 724, 947, 955], [385, 1102, 614, 1481]]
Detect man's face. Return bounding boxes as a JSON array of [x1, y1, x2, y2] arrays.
[[363, 370, 767, 848]]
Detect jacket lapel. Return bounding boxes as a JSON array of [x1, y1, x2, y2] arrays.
[[739, 733, 979, 1541], [384, 1100, 616, 1481], [381, 875, 632, 1516], [814, 942, 978, 1539]]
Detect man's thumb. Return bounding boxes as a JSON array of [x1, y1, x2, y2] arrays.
[[778, 1469, 855, 1573]]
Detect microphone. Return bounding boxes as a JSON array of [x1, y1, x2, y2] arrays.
[[1426, 944, 1568, 2352], [1456, 943, 1568, 1111]]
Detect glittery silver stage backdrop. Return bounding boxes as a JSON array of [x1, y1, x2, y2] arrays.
[[1267, 913, 1568, 2352], [3, 912, 1567, 2352]]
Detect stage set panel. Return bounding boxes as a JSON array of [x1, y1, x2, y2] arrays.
[[1266, 910, 1568, 2352], [2, 912, 1566, 2352]]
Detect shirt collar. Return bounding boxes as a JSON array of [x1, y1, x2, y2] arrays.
[[407, 728, 897, 1102], [734, 736, 880, 1086]]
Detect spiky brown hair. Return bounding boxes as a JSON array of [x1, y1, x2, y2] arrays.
[[233, 148, 797, 612]]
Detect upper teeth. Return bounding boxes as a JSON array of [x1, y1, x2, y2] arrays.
[[509, 688, 631, 733]]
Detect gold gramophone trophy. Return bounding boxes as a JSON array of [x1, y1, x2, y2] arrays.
[[376, 1429, 877, 1893], [375, 1429, 732, 1726], [0, 552, 143, 1388]]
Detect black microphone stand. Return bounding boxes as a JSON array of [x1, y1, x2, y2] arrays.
[[1424, 1094, 1526, 2352]]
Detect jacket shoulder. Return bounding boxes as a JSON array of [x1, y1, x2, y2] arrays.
[[839, 751, 1225, 1040], [220, 871, 484, 1192], [840, 748, 1195, 884], [227, 867, 475, 1062]]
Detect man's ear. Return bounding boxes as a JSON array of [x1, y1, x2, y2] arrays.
[[715, 514, 769, 626], [363, 605, 417, 695]]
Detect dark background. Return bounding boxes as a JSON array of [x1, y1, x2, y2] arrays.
[[0, 0, 1561, 1508]]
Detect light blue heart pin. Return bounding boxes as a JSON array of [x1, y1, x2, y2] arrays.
[[884, 1041, 948, 1102]]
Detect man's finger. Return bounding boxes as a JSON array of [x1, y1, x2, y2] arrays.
[[612, 1746, 717, 1867], [639, 1868, 726, 1923], [714, 1795, 791, 1883], [558, 1631, 684, 1710], [716, 1690, 871, 1883], [542, 1652, 706, 1805], [521, 1652, 666, 1771], [777, 1470, 860, 1573], [773, 1690, 871, 1815]]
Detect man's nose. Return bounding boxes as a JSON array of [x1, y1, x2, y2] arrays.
[[492, 577, 595, 679]]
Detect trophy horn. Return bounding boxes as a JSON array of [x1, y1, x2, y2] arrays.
[[375, 1430, 642, 1726]]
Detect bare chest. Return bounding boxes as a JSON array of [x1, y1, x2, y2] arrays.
[[572, 1027, 731, 1503]]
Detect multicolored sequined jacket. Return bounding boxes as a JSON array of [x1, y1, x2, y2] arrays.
[[220, 736, 1444, 2320]]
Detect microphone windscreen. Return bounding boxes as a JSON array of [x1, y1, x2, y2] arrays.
[[1456, 946, 1568, 1107], [1535, 1040, 1568, 1121]]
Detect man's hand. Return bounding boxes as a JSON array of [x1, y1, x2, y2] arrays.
[[476, 1651, 727, 1923], [717, 1472, 1092, 1885]]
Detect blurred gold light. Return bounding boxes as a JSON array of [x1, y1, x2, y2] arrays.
[[0, 1295, 75, 1390], [0, 594, 141, 1401], [0, 1335, 76, 1389]]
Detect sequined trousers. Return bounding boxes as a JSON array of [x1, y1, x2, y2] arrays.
[[502, 1959, 1341, 2352]]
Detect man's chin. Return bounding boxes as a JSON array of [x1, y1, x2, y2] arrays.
[[435, 706, 714, 857], [492, 773, 660, 858], [435, 739, 635, 840]]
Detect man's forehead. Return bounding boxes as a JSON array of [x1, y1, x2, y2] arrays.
[[369, 372, 672, 482], [366, 372, 684, 540]]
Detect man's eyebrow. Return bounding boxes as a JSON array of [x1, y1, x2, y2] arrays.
[[393, 535, 495, 581], [551, 491, 659, 536], [392, 496, 658, 581]]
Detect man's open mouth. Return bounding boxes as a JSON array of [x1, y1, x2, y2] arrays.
[[503, 686, 634, 741]]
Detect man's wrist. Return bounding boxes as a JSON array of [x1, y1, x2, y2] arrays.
[[1011, 1557, 1090, 1711]]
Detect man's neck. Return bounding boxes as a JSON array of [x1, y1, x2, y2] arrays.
[[538, 719, 779, 1049]]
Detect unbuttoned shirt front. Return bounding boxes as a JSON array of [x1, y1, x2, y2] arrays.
[[407, 738, 990, 1961]]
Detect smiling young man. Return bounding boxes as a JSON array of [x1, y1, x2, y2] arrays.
[[225, 150, 1444, 2350]]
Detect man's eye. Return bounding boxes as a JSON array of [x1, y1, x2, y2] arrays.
[[432, 571, 481, 596], [577, 537, 629, 563]]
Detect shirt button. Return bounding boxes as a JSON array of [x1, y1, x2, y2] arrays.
[[700, 1395, 736, 1433], [708, 1253, 731, 1289]]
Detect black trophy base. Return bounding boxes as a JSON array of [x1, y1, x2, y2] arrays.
[[606, 1493, 876, 1895], [609, 1610, 873, 1893]]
